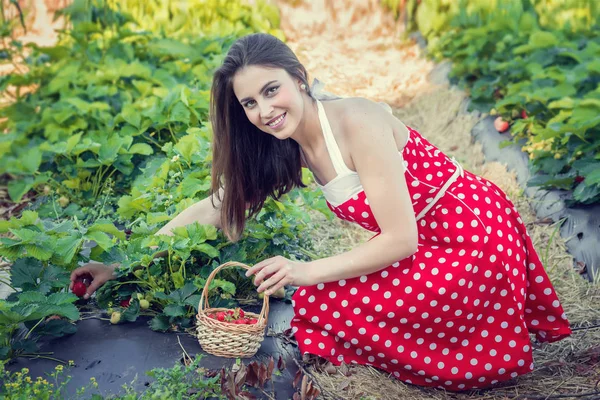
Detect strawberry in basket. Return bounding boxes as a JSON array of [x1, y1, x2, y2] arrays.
[[208, 307, 258, 324]]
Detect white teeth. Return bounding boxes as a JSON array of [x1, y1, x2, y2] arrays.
[[268, 113, 285, 127]]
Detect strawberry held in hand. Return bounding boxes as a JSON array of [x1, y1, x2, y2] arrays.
[[72, 280, 88, 298]]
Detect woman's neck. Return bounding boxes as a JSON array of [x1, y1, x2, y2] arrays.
[[291, 97, 325, 158]]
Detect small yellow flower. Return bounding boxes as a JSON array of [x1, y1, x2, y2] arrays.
[[90, 377, 97, 382], [69, 360, 75, 366], [25, 376, 32, 383], [34, 388, 40, 395], [55, 365, 64, 372], [22, 368, 29, 374]]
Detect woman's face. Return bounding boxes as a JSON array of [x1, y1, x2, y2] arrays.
[[232, 65, 304, 139]]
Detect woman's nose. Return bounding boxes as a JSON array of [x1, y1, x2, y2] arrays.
[[259, 101, 275, 120]]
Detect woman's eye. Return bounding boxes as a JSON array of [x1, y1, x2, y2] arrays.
[[244, 100, 256, 108], [267, 86, 279, 95]]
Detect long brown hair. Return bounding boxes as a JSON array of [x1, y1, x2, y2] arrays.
[[210, 33, 311, 242]]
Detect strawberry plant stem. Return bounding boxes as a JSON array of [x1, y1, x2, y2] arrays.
[[0, 278, 16, 292], [23, 317, 45, 340], [20, 353, 69, 364]]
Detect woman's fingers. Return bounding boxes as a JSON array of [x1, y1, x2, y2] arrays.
[[264, 276, 288, 296], [246, 256, 282, 278], [70, 267, 89, 290], [257, 269, 287, 294], [253, 262, 281, 286]]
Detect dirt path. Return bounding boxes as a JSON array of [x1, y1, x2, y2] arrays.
[[276, 0, 435, 108], [276, 1, 600, 399]]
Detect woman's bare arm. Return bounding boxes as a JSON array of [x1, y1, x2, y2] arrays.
[[155, 187, 224, 236]]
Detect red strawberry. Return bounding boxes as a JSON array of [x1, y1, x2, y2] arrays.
[[72, 281, 87, 298], [120, 298, 131, 308], [249, 318, 258, 325], [521, 110, 528, 119], [239, 309, 245, 318], [216, 312, 226, 322], [575, 176, 585, 183], [494, 117, 510, 133], [235, 319, 247, 324]]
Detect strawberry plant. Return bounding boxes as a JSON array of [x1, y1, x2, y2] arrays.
[[384, 0, 600, 205], [0, 0, 329, 363]]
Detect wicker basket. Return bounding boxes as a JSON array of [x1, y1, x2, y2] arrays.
[[195, 261, 270, 358]]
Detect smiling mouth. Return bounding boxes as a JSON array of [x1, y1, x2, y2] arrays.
[[266, 112, 286, 128]]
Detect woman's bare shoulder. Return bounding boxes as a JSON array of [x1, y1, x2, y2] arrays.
[[332, 98, 409, 148]]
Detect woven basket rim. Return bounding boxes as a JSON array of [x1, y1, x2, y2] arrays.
[[196, 261, 270, 330]]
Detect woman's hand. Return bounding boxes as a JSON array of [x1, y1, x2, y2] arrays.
[[245, 256, 314, 295], [69, 262, 117, 299]]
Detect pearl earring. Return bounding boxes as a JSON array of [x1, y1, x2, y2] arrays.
[[300, 83, 306, 90]]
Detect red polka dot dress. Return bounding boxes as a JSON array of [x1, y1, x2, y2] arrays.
[[291, 99, 571, 391]]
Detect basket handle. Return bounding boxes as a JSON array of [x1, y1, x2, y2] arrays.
[[198, 261, 270, 325]]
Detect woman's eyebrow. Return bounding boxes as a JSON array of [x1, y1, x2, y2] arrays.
[[240, 80, 278, 103]]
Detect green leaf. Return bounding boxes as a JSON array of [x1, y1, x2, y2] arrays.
[[66, 132, 83, 153], [47, 292, 78, 305], [36, 319, 77, 337], [22, 147, 43, 174], [173, 134, 200, 163], [8, 176, 34, 201], [17, 291, 47, 303], [171, 271, 185, 289], [39, 265, 71, 293], [121, 300, 140, 322], [548, 97, 575, 109], [23, 244, 53, 261], [585, 168, 600, 186], [85, 231, 114, 251], [147, 212, 171, 224], [163, 304, 187, 317], [193, 243, 219, 258], [183, 294, 201, 312], [54, 235, 83, 265], [149, 315, 170, 332], [573, 180, 600, 204], [98, 135, 124, 164], [88, 220, 126, 241], [10, 258, 43, 289], [129, 143, 154, 155], [529, 31, 558, 49], [120, 104, 141, 128], [169, 102, 190, 123]]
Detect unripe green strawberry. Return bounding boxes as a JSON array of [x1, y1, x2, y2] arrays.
[[139, 299, 150, 309], [58, 196, 70, 208], [110, 311, 121, 324], [133, 269, 144, 278]]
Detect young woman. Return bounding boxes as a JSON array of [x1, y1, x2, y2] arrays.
[[71, 33, 571, 390]]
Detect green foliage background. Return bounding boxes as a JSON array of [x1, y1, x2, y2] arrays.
[[0, 0, 329, 362], [383, 0, 600, 205]]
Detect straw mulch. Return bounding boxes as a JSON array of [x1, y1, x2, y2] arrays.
[[276, 1, 600, 398]]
